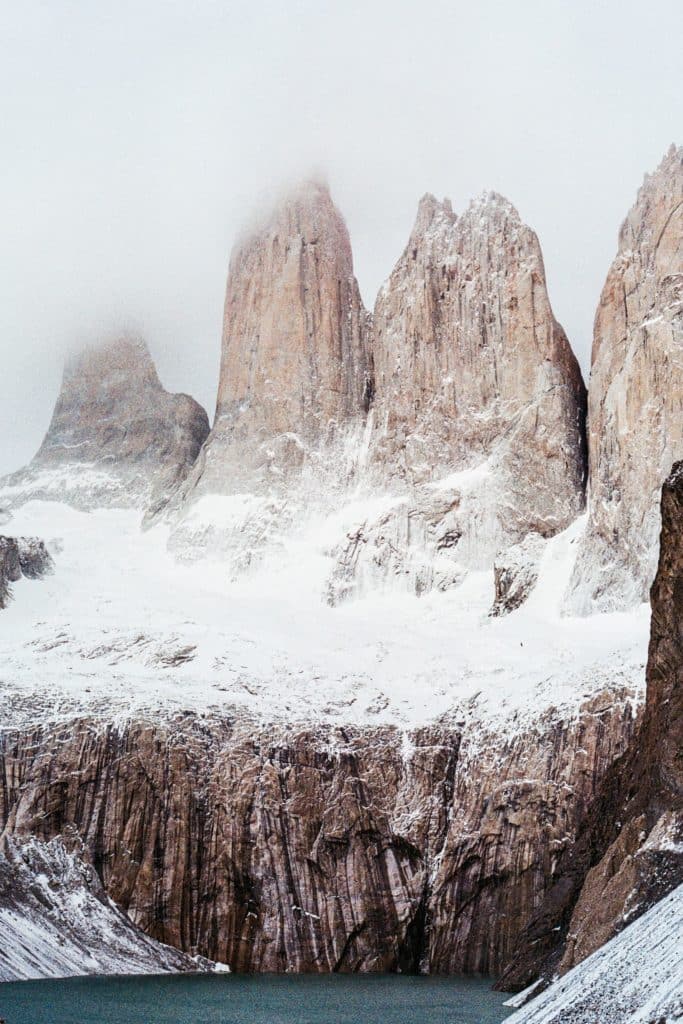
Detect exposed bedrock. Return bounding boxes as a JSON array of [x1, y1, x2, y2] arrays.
[[499, 461, 683, 992], [1, 335, 209, 512], [0, 689, 638, 975], [566, 144, 683, 613], [328, 191, 587, 600]]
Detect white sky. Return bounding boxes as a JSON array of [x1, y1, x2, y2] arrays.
[[1, 0, 681, 474]]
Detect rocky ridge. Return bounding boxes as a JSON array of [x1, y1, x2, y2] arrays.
[[566, 144, 683, 613], [1, 336, 210, 514]]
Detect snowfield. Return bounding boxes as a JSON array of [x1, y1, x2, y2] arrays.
[[0, 496, 649, 735], [506, 883, 683, 1023]]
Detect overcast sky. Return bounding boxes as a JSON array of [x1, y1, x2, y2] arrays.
[[1, 0, 681, 474]]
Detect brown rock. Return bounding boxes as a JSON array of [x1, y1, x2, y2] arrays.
[[566, 145, 683, 612]]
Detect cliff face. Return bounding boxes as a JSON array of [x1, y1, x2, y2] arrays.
[[567, 145, 683, 613], [499, 461, 683, 992], [1, 336, 209, 512], [0, 687, 638, 975], [181, 181, 372, 500]]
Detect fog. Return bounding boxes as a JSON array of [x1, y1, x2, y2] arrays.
[[1, 0, 681, 474]]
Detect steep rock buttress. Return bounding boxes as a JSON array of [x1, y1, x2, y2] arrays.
[[566, 145, 683, 612]]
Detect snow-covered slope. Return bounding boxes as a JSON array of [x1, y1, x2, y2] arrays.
[[506, 884, 683, 1023], [0, 836, 216, 982], [0, 496, 648, 734]]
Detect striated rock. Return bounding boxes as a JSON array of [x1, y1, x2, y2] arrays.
[[179, 181, 372, 500], [499, 461, 683, 992], [329, 192, 587, 600], [0, 535, 52, 608], [1, 335, 209, 512], [0, 685, 638, 975], [566, 145, 683, 612]]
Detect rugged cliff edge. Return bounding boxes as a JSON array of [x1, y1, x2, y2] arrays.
[[0, 690, 638, 975], [567, 144, 683, 613], [499, 460, 683, 992], [1, 335, 209, 513]]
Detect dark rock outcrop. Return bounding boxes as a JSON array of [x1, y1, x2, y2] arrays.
[[1, 336, 209, 512], [0, 535, 52, 608], [499, 461, 683, 992]]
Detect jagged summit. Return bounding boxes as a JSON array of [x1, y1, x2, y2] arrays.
[[566, 144, 683, 612], [1, 334, 209, 512]]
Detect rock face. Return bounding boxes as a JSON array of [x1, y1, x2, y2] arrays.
[[0, 687, 638, 975], [0, 535, 52, 608], [499, 461, 683, 992], [566, 145, 683, 612], [327, 193, 587, 600], [181, 181, 372, 500], [1, 336, 209, 512]]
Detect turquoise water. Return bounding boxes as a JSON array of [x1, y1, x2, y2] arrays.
[[0, 973, 513, 1023]]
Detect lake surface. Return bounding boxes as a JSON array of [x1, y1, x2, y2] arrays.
[[0, 973, 514, 1024]]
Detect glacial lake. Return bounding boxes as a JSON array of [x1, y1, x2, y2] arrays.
[[0, 973, 514, 1023]]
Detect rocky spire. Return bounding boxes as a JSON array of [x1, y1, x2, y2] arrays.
[[2, 335, 209, 511], [566, 144, 683, 612], [371, 191, 587, 516], [190, 180, 372, 495]]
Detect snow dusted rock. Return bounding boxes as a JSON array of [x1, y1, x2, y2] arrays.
[[0, 834, 213, 981], [1, 335, 209, 513], [490, 534, 545, 616], [0, 535, 52, 608], [330, 192, 587, 601], [325, 491, 463, 604], [566, 145, 683, 613]]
